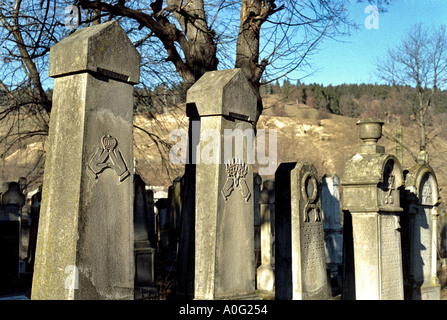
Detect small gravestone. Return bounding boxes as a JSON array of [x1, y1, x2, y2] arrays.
[[257, 179, 275, 298], [155, 198, 171, 250], [321, 174, 343, 295], [0, 203, 21, 293], [174, 114, 199, 300], [172, 176, 183, 231], [31, 21, 140, 300], [342, 119, 404, 300], [0, 182, 25, 206], [188, 69, 257, 299], [134, 175, 155, 290], [0, 181, 25, 293], [401, 152, 441, 300], [253, 173, 262, 268], [27, 188, 41, 271], [275, 162, 329, 300]]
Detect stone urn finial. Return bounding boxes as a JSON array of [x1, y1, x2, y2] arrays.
[[356, 118, 385, 154], [357, 118, 384, 144]]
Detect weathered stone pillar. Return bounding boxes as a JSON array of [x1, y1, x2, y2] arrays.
[[401, 151, 441, 299], [256, 179, 275, 298], [342, 119, 404, 300], [31, 21, 140, 300], [134, 175, 155, 289], [188, 69, 257, 300], [275, 162, 329, 300], [321, 174, 343, 294]]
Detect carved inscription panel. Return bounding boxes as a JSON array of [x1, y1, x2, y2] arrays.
[[299, 170, 326, 297], [380, 215, 404, 300], [300, 222, 327, 296]]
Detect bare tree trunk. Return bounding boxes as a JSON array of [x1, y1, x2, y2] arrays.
[[167, 0, 218, 85], [235, 0, 283, 122]]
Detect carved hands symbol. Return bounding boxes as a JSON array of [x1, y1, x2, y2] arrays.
[[221, 158, 251, 202], [88, 135, 130, 182]]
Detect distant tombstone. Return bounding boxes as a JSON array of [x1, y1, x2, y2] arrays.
[[187, 69, 257, 299], [31, 21, 140, 300], [0, 203, 21, 291], [275, 162, 329, 300], [253, 173, 262, 267], [155, 198, 171, 250], [172, 176, 184, 231], [342, 119, 404, 300], [145, 189, 157, 246], [257, 179, 275, 298], [0, 181, 25, 291], [401, 152, 441, 300], [134, 175, 155, 289], [321, 174, 343, 294], [27, 188, 41, 271], [174, 108, 199, 300], [0, 182, 25, 206]]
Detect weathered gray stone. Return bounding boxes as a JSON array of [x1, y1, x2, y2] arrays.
[[31, 20, 139, 300], [256, 179, 275, 298], [186, 69, 257, 122], [253, 173, 262, 268], [189, 69, 256, 300], [401, 153, 441, 300], [0, 204, 21, 290], [134, 175, 155, 288], [0, 182, 25, 206], [49, 21, 139, 84], [275, 162, 329, 300], [342, 119, 404, 300], [321, 174, 343, 294], [175, 116, 198, 300]]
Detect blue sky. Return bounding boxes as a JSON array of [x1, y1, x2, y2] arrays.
[[290, 0, 447, 86]]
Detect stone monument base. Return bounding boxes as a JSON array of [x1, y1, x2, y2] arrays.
[[420, 284, 441, 300]]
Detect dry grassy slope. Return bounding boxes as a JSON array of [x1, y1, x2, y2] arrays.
[[135, 94, 447, 209], [2, 93, 446, 205]]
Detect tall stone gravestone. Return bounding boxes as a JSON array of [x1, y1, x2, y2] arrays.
[[187, 68, 257, 300], [321, 174, 343, 294], [342, 119, 404, 300], [401, 152, 441, 300], [31, 21, 140, 300], [253, 173, 262, 267], [175, 105, 200, 300], [134, 175, 155, 288], [0, 182, 25, 292], [257, 179, 275, 298], [275, 162, 329, 300]]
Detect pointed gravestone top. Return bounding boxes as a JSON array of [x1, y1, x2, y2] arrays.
[[186, 68, 257, 121], [49, 20, 140, 84]]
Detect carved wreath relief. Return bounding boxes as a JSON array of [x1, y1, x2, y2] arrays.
[[302, 172, 321, 223], [381, 160, 396, 206], [87, 135, 130, 182], [420, 174, 435, 206], [221, 158, 251, 202]]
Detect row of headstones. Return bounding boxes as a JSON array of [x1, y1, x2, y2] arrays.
[[0, 180, 41, 294], [29, 21, 443, 300], [137, 171, 342, 299]]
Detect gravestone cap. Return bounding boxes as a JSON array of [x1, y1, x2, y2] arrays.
[[186, 68, 257, 121], [0, 182, 25, 206], [356, 118, 385, 154], [49, 20, 140, 84], [404, 161, 440, 205]]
